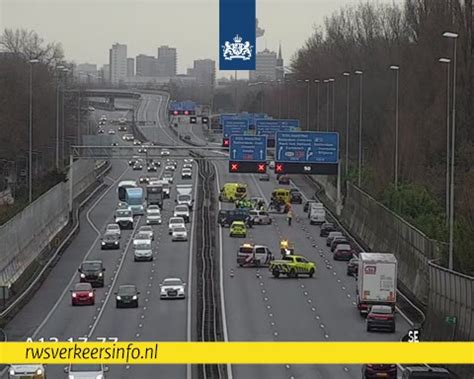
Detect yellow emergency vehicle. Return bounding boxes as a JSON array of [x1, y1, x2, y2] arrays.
[[271, 188, 291, 204], [219, 183, 247, 202]]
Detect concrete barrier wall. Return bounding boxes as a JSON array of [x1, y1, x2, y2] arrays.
[[72, 159, 97, 200], [0, 183, 69, 287], [0, 159, 97, 290]]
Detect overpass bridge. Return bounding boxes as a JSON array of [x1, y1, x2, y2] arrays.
[[65, 89, 142, 110]]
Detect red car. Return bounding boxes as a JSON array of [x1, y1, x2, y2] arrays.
[[71, 283, 95, 306]]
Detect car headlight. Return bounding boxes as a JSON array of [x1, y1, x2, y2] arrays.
[[114, 241, 119, 245], [116, 296, 121, 300], [69, 375, 75, 379], [98, 272, 103, 277], [36, 368, 43, 375], [96, 375, 104, 379], [9, 368, 15, 376], [80, 273, 85, 278], [101, 242, 105, 245], [132, 295, 137, 300]]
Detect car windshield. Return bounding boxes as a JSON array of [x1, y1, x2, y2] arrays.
[[163, 279, 182, 286], [176, 206, 188, 212], [81, 262, 102, 271], [236, 187, 246, 193], [135, 233, 150, 240], [148, 208, 160, 214], [239, 246, 253, 254], [70, 364, 102, 372], [170, 218, 183, 224], [74, 283, 92, 291], [104, 233, 117, 240], [135, 243, 151, 249], [179, 195, 191, 201], [174, 227, 186, 233], [372, 306, 392, 314], [107, 225, 119, 230], [140, 227, 152, 232], [118, 286, 136, 295]]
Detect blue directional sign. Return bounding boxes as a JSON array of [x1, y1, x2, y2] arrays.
[[255, 119, 300, 138], [223, 119, 249, 138], [274, 131, 339, 175], [230, 135, 267, 161]]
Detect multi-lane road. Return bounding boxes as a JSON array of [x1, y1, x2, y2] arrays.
[[4, 92, 411, 379]]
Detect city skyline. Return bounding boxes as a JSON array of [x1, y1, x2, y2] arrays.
[[1, 0, 373, 78]]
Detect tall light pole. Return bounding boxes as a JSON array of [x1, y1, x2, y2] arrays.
[[297, 79, 303, 123], [439, 57, 451, 227], [278, 80, 282, 118], [28, 59, 39, 204], [324, 79, 329, 131], [314, 80, 320, 130], [355, 70, 363, 187], [61, 68, 69, 166], [55, 65, 65, 170], [343, 72, 350, 176], [305, 79, 310, 130], [443, 31, 458, 270], [390, 65, 400, 190], [286, 80, 290, 118], [329, 78, 335, 130]]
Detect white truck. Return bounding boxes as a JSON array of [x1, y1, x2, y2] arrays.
[[176, 184, 194, 209], [356, 252, 397, 314]]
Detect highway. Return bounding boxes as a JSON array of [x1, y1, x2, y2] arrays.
[[3, 92, 411, 379]]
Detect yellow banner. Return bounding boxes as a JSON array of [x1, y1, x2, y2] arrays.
[[1, 342, 473, 364]]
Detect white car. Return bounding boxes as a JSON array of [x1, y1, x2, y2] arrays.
[[164, 165, 175, 172], [161, 149, 170, 156], [138, 225, 154, 240], [133, 232, 152, 248], [100, 115, 107, 121], [134, 240, 153, 261], [9, 365, 45, 378], [123, 134, 134, 141], [105, 223, 121, 238], [184, 158, 193, 164], [181, 169, 192, 179], [160, 278, 186, 299], [172, 226, 188, 241], [65, 364, 108, 378], [133, 139, 142, 146], [163, 172, 174, 184], [183, 163, 193, 169], [168, 217, 185, 234], [173, 205, 190, 222], [114, 208, 133, 230], [146, 206, 162, 224], [108, 129, 116, 135], [269, 160, 275, 169]]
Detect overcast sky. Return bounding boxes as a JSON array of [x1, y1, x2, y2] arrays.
[[1, 0, 394, 78]]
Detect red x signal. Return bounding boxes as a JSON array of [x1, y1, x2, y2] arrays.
[[230, 163, 239, 172], [223, 138, 230, 147], [173, 110, 178, 115], [257, 163, 266, 172], [275, 163, 284, 173], [184, 110, 189, 115]]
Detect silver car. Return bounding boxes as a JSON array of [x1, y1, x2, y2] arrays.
[[172, 226, 188, 241], [64, 364, 108, 379], [134, 241, 153, 261], [160, 278, 186, 299], [146, 206, 162, 225]]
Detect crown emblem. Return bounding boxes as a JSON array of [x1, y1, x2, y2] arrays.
[[222, 34, 253, 61]]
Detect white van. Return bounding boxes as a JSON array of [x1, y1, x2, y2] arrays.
[[309, 207, 326, 225]]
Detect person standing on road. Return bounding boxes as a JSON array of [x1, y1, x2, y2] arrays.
[[287, 210, 293, 226]]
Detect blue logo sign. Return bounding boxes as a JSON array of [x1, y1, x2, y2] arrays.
[[219, 0, 256, 70], [275, 131, 339, 163], [223, 119, 249, 138], [255, 119, 300, 139], [230, 135, 267, 161]]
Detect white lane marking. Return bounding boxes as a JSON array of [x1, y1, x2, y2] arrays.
[[88, 216, 142, 337], [213, 162, 233, 379], [32, 164, 129, 338]]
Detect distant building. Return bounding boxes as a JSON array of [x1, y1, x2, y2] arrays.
[[249, 48, 277, 81], [127, 58, 135, 77], [77, 63, 97, 75], [136, 54, 157, 77], [276, 43, 284, 80], [100, 64, 110, 84], [109, 43, 127, 84], [191, 59, 215, 87], [157, 45, 177, 77]]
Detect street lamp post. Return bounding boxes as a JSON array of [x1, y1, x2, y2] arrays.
[[55, 65, 65, 170], [278, 80, 282, 118], [355, 70, 363, 187], [314, 80, 320, 130], [343, 72, 350, 176], [443, 31, 458, 270], [390, 65, 400, 190], [305, 79, 310, 130], [329, 78, 335, 131], [286, 80, 290, 118], [324, 80, 329, 131], [28, 59, 39, 204], [439, 57, 451, 227]]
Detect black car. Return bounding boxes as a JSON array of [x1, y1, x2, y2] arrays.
[[218, 209, 252, 228], [346, 257, 359, 276], [289, 189, 302, 204], [115, 285, 140, 308], [98, 129, 105, 134], [79, 260, 105, 287], [362, 364, 397, 379], [277, 175, 290, 184], [147, 165, 157, 172], [259, 173, 270, 181], [133, 162, 143, 171], [401, 367, 451, 378], [101, 232, 120, 250], [320, 222, 338, 237]]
